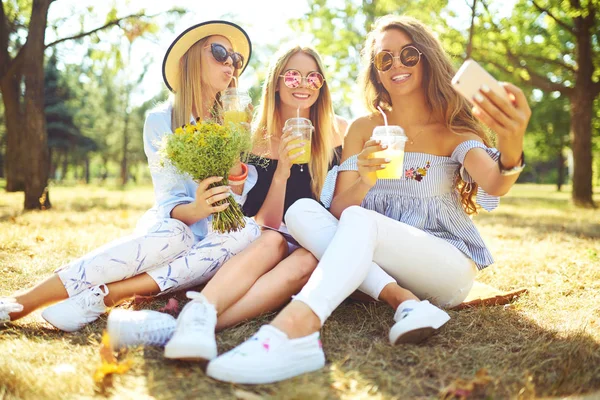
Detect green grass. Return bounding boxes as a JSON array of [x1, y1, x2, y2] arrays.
[[1, 183, 599, 399]]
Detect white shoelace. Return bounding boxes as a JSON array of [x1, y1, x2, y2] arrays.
[[74, 285, 108, 311], [135, 321, 174, 345]]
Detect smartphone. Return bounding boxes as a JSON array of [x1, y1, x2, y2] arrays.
[[451, 59, 509, 103]]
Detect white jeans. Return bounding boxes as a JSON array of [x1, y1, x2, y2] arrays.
[[56, 213, 261, 297], [285, 199, 477, 324]]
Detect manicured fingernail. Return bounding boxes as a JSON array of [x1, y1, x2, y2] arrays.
[[381, 144, 388, 149], [375, 139, 380, 144], [385, 158, 391, 162], [381, 165, 386, 168], [474, 93, 484, 103], [481, 85, 490, 93], [473, 107, 481, 116]]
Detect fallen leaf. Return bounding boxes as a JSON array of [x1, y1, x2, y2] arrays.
[[158, 298, 180, 315], [439, 368, 492, 400], [94, 331, 132, 384]]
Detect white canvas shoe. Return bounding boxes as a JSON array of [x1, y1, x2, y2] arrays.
[[389, 299, 450, 345], [107, 309, 176, 349], [0, 298, 24, 323], [207, 325, 325, 384], [41, 284, 109, 332], [164, 291, 218, 361]]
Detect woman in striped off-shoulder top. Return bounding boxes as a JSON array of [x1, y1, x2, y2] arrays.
[[205, 15, 532, 384]]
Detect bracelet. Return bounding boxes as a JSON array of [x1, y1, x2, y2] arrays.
[[498, 151, 526, 176], [228, 178, 247, 186], [228, 163, 248, 182]]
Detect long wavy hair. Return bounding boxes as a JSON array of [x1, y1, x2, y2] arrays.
[[360, 15, 493, 215], [171, 36, 239, 131], [253, 44, 336, 198]]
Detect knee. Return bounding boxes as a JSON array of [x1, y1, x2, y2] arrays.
[[260, 229, 288, 257], [284, 198, 323, 228], [339, 205, 370, 225], [286, 249, 318, 288]]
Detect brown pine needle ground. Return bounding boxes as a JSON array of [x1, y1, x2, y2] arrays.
[[1, 183, 599, 399]]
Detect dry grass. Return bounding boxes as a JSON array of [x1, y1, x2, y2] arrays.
[[0, 182, 599, 400]]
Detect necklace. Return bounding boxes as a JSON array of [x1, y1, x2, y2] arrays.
[[405, 113, 433, 145]]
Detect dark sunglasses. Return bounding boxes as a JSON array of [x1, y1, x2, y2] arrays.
[[374, 45, 423, 72], [279, 69, 325, 90], [205, 43, 244, 70]]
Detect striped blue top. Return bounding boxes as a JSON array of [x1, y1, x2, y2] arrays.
[[320, 140, 500, 270]]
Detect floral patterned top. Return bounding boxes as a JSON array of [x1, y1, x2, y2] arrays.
[[320, 140, 500, 270]]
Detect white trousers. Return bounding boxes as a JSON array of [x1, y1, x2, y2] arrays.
[[285, 199, 477, 324], [56, 214, 261, 297]]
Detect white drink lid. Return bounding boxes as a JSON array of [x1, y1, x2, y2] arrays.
[[372, 125, 406, 139]]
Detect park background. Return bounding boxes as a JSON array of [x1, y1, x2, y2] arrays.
[[0, 0, 599, 399]]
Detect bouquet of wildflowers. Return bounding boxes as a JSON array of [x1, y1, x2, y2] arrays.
[[160, 118, 252, 233]]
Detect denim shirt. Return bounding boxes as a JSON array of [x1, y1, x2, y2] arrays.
[[142, 102, 257, 240]]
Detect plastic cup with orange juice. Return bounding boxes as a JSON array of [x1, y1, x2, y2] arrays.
[[221, 88, 251, 129], [371, 126, 407, 179], [284, 117, 313, 169]]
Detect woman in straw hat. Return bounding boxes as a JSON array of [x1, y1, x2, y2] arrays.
[[0, 21, 285, 337]]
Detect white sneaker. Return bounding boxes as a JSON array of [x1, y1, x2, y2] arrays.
[[0, 298, 24, 323], [207, 325, 325, 384], [164, 291, 218, 361], [389, 299, 450, 345], [107, 309, 176, 350], [41, 284, 109, 332]]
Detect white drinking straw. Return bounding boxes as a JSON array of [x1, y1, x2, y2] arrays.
[[376, 106, 390, 135]]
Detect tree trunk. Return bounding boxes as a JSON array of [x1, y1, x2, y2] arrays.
[[22, 0, 52, 210], [466, 0, 478, 59], [569, 13, 596, 207], [84, 154, 90, 184], [569, 89, 595, 206], [557, 142, 565, 192], [60, 149, 68, 181], [121, 112, 130, 186], [1, 77, 25, 191]]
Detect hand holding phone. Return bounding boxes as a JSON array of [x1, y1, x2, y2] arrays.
[[451, 60, 509, 103]]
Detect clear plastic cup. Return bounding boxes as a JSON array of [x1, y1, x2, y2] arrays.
[[221, 88, 251, 128], [283, 117, 313, 165], [371, 125, 407, 179]]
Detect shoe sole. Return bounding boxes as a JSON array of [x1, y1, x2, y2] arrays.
[[207, 355, 325, 384], [41, 309, 79, 332], [393, 327, 436, 345], [164, 344, 217, 361]]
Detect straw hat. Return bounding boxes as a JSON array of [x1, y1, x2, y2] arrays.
[[162, 20, 252, 93]]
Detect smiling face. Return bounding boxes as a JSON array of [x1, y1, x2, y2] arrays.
[[202, 35, 236, 93], [374, 28, 424, 98], [277, 51, 321, 111]]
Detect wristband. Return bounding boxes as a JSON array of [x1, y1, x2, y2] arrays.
[[228, 178, 247, 186], [228, 163, 248, 182]]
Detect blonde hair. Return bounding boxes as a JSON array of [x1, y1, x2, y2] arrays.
[[171, 37, 239, 131], [253, 45, 336, 198], [360, 15, 493, 215]]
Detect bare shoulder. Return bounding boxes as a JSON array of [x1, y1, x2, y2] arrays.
[[439, 125, 486, 154], [333, 115, 349, 147], [345, 114, 381, 142]]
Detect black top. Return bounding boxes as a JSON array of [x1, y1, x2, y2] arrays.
[[243, 146, 342, 220]]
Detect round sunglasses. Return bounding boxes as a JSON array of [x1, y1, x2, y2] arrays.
[[205, 43, 244, 70], [279, 69, 325, 90], [374, 45, 423, 72]]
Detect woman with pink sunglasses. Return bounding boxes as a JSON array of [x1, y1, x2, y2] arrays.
[[206, 15, 531, 384]]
